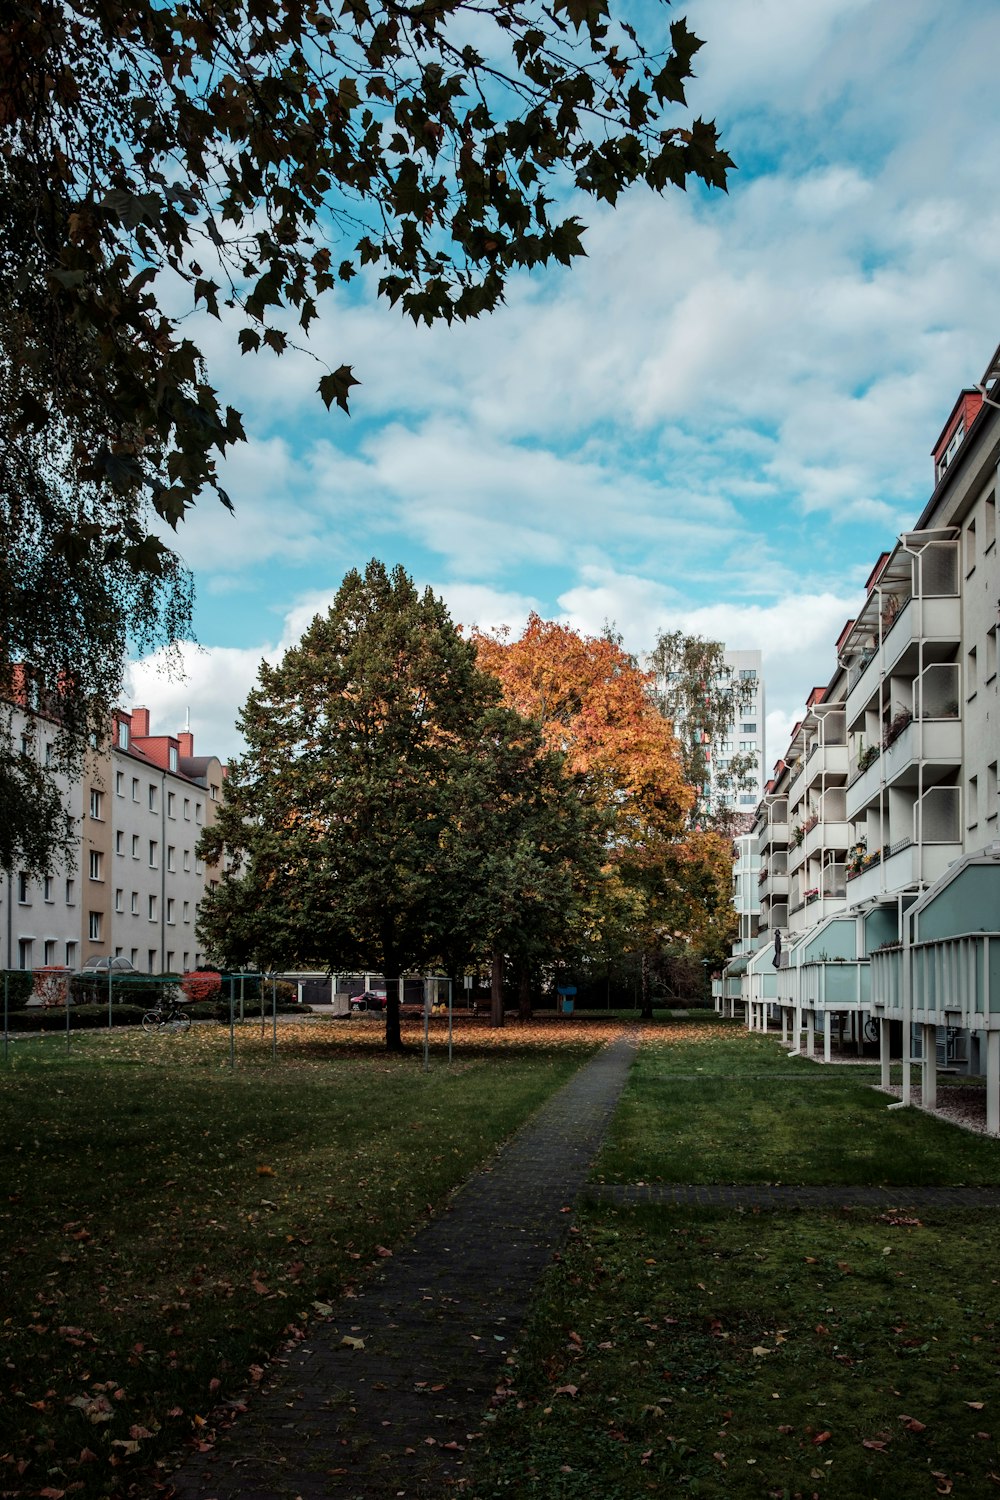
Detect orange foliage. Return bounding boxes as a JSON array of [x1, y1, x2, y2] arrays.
[[180, 970, 222, 1003], [473, 615, 692, 840]]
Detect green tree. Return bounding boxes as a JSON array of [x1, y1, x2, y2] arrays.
[[2, 2, 731, 871], [648, 631, 758, 829]]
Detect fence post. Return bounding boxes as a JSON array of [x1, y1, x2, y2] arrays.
[[3, 971, 8, 1065], [229, 975, 236, 1070], [107, 966, 113, 1029]]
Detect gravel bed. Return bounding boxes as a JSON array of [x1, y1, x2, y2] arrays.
[[876, 1082, 993, 1135]]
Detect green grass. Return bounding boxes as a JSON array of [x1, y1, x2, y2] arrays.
[[468, 1203, 1000, 1499], [0, 1020, 600, 1498], [596, 1034, 1000, 1187]]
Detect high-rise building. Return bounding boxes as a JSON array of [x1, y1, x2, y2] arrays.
[[704, 649, 766, 826]]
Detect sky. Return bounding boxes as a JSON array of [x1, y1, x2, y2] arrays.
[[127, 0, 1000, 774]]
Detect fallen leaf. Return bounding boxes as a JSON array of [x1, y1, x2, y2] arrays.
[[932, 1473, 953, 1495], [813, 1430, 832, 1445], [341, 1335, 365, 1351], [863, 1439, 888, 1451], [752, 1346, 772, 1357], [900, 1415, 927, 1433], [554, 1384, 578, 1398], [966, 1402, 986, 1410]]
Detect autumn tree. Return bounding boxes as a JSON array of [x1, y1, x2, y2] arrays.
[[1, 2, 731, 869], [197, 562, 594, 1046], [649, 632, 758, 830], [474, 616, 695, 1013]]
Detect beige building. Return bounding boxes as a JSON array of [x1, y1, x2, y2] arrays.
[[3, 705, 224, 974]]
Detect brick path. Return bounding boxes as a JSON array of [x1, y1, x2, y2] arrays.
[[168, 1029, 640, 1500]]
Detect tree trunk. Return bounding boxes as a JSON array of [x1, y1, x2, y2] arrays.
[[517, 964, 532, 1023], [383, 951, 405, 1052], [490, 948, 505, 1028], [639, 951, 653, 1020]]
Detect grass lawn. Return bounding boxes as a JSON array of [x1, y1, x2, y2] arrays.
[[0, 1016, 611, 1499], [469, 1202, 1000, 1499], [465, 1020, 1000, 1498], [596, 1025, 1000, 1187]]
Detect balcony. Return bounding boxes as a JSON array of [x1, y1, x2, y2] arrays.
[[881, 716, 962, 790], [846, 592, 962, 731], [804, 742, 849, 788], [846, 752, 883, 820], [800, 959, 872, 1012], [845, 836, 962, 905], [760, 819, 788, 853], [872, 933, 1000, 1028]]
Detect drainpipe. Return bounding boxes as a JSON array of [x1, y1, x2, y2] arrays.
[[160, 770, 166, 970]]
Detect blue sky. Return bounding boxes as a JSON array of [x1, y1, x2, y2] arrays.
[[128, 0, 1000, 770]]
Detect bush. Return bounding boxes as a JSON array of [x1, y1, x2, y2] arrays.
[[213, 997, 312, 1021], [1, 972, 34, 1009], [1, 1004, 148, 1031], [180, 969, 223, 1003]]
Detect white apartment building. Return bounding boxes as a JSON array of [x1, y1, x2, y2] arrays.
[[2, 704, 224, 975], [704, 649, 766, 824], [721, 341, 1000, 1119]]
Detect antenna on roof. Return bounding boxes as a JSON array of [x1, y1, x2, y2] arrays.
[[185, 706, 191, 732]]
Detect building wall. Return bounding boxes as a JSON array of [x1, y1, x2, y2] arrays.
[[3, 704, 224, 975], [706, 649, 766, 820]]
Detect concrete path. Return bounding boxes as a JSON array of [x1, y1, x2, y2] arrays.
[[168, 1029, 640, 1500]]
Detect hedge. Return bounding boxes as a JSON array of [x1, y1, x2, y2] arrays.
[[1, 1004, 148, 1032]]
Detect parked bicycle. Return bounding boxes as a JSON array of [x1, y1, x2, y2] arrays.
[[141, 998, 192, 1033]]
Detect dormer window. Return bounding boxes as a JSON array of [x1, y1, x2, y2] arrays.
[[169, 746, 178, 772], [936, 420, 965, 481], [118, 720, 129, 749]]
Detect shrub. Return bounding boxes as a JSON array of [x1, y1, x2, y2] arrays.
[[69, 974, 176, 1007], [1, 971, 34, 1009], [32, 966, 73, 1007], [1, 1004, 147, 1031], [180, 969, 223, 1004]]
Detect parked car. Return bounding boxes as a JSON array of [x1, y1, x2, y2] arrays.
[[350, 989, 387, 1012]]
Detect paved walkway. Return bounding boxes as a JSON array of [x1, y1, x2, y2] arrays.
[[168, 1028, 640, 1500]]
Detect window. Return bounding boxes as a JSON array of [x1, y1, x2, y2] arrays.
[[988, 762, 998, 822], [739, 740, 756, 751], [167, 898, 175, 925], [148, 894, 157, 921], [17, 938, 33, 970], [167, 792, 176, 818], [130, 949, 138, 967], [17, 872, 29, 904], [44, 939, 56, 965], [196, 801, 203, 824], [169, 746, 178, 772], [195, 856, 204, 875], [44, 741, 53, 767], [89, 788, 104, 820], [987, 627, 998, 683], [740, 723, 757, 734], [739, 668, 757, 681], [167, 845, 175, 872], [210, 782, 219, 802], [65, 878, 75, 905], [88, 911, 102, 941], [65, 941, 77, 968], [149, 840, 158, 868], [115, 770, 125, 796], [183, 850, 191, 872], [131, 834, 140, 859], [19, 733, 31, 757], [968, 646, 978, 698], [183, 952, 189, 970], [166, 950, 175, 971], [118, 720, 129, 750], [183, 798, 191, 819], [148, 949, 157, 974], [114, 947, 123, 958], [183, 900, 190, 923], [115, 831, 124, 856], [937, 419, 965, 481], [987, 492, 997, 551], [131, 891, 139, 915], [43, 876, 53, 903], [88, 850, 103, 881], [966, 518, 977, 575], [114, 888, 124, 913], [132, 777, 140, 801], [968, 774, 979, 829], [148, 784, 157, 812]]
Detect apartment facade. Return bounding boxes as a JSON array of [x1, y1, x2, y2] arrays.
[[722, 341, 1000, 1121], [705, 649, 766, 825], [3, 705, 224, 975]]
